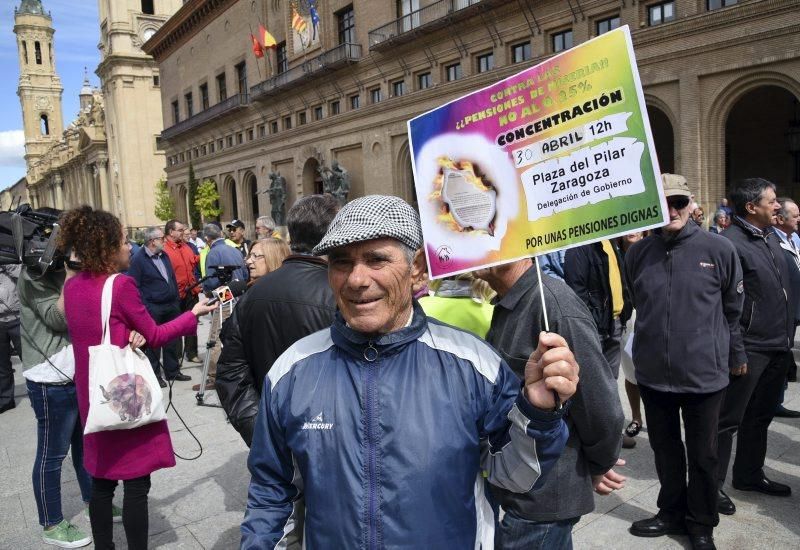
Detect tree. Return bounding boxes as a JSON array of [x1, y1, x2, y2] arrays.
[[195, 178, 222, 222], [187, 163, 202, 229], [153, 177, 176, 221]]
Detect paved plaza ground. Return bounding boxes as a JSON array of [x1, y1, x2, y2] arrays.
[[1, 318, 799, 549]]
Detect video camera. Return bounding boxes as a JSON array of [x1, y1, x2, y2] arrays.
[[209, 265, 240, 286], [0, 204, 63, 274]]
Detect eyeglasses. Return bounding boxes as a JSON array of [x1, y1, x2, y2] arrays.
[[666, 196, 690, 210], [247, 253, 266, 261]]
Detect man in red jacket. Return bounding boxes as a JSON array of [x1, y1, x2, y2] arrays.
[[163, 219, 201, 362]]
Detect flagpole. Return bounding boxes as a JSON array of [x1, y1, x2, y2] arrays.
[[247, 22, 264, 82]]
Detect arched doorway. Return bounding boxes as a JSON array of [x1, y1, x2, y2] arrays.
[[647, 105, 675, 175], [302, 158, 322, 196], [726, 86, 799, 200], [223, 176, 238, 220], [241, 171, 259, 235]]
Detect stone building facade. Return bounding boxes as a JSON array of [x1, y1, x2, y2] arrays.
[[145, 0, 800, 231], [14, 0, 183, 233]]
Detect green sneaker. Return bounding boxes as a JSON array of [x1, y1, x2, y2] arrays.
[[85, 504, 123, 523], [42, 520, 92, 548]]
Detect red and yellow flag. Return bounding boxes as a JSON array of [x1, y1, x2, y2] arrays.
[[291, 6, 307, 34], [250, 34, 264, 58], [259, 24, 277, 49]]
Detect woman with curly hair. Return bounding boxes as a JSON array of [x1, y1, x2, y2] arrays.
[[60, 206, 215, 550]]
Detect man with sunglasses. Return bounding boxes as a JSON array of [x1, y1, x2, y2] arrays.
[[716, 178, 793, 514], [625, 174, 743, 550]]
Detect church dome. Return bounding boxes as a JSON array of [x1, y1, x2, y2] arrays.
[[17, 0, 47, 16]]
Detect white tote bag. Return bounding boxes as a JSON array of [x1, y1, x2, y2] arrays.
[[84, 274, 166, 435]]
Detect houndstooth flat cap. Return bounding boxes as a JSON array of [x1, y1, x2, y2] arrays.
[[313, 195, 423, 255]]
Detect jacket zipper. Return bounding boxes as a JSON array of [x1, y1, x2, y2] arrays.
[[364, 341, 379, 550], [762, 237, 789, 345], [665, 249, 673, 389]]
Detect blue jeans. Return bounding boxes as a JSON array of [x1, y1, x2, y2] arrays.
[[27, 380, 93, 527], [496, 510, 579, 550]]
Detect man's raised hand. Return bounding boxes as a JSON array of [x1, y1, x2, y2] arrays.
[[524, 331, 579, 410]]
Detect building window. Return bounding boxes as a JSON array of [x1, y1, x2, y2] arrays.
[[596, 16, 621, 35], [417, 72, 432, 90], [246, 128, 254, 140], [185, 92, 194, 118], [40, 114, 49, 136], [298, 111, 307, 125], [511, 42, 532, 63], [330, 100, 341, 115], [216, 73, 227, 102], [179, 152, 185, 162], [707, 0, 736, 9], [337, 5, 355, 44], [445, 63, 462, 82], [313, 106, 323, 120], [171, 101, 179, 124], [217, 138, 224, 150], [258, 124, 267, 137], [284, 116, 292, 130], [648, 1, 675, 25], [552, 29, 573, 53], [349, 94, 360, 110], [22, 41, 28, 64], [153, 74, 160, 87], [201, 144, 207, 156], [476, 52, 494, 73], [270, 120, 279, 133], [237, 132, 244, 144], [235, 61, 247, 94], [194, 148, 199, 159], [277, 42, 287, 74], [34, 41, 42, 65], [200, 83, 209, 110], [391, 80, 406, 97], [141, 0, 154, 15], [370, 87, 382, 104], [210, 142, 215, 153], [227, 135, 234, 147]]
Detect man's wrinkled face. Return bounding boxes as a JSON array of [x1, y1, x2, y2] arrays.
[[747, 187, 779, 229], [328, 238, 415, 335], [664, 195, 691, 233], [255, 224, 271, 238], [228, 226, 244, 243], [169, 222, 185, 243], [777, 201, 800, 234]]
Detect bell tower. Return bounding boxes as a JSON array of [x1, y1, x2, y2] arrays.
[[14, 0, 64, 170]]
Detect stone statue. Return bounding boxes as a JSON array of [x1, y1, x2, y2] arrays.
[[318, 163, 335, 195], [268, 171, 287, 226], [330, 160, 350, 205]]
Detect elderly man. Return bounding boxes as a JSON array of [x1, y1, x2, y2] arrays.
[[201, 223, 248, 293], [242, 195, 578, 548], [254, 215, 278, 239], [226, 219, 251, 257], [163, 219, 200, 363], [717, 178, 793, 513], [217, 194, 339, 446], [626, 175, 743, 550], [127, 227, 191, 385], [476, 255, 625, 549]]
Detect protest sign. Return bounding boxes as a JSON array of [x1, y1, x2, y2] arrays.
[[408, 26, 668, 279]]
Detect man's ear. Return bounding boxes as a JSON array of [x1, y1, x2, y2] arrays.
[[411, 249, 428, 290]]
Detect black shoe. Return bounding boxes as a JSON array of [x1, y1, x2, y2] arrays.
[[629, 516, 687, 538], [167, 373, 192, 382], [690, 534, 716, 550], [774, 405, 800, 418], [157, 377, 167, 388], [732, 476, 791, 496], [717, 489, 735, 515], [0, 401, 15, 414]]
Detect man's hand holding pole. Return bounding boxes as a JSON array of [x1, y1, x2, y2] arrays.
[[525, 331, 579, 410]]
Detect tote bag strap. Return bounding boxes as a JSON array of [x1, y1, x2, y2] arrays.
[[100, 274, 119, 345]]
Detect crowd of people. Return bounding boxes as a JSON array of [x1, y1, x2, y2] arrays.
[[0, 173, 797, 550]]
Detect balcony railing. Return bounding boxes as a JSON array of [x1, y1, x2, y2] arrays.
[[161, 93, 249, 140], [368, 0, 487, 50], [250, 43, 362, 100]]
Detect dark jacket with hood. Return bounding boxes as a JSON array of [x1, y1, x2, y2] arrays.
[[723, 217, 793, 352], [625, 220, 744, 394]]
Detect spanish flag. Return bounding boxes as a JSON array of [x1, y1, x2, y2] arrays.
[[291, 6, 307, 34], [259, 24, 277, 49], [250, 34, 264, 58]]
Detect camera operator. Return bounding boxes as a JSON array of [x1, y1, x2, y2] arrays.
[[216, 194, 339, 446], [201, 223, 247, 293]]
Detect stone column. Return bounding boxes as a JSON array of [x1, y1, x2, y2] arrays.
[[96, 159, 111, 211], [54, 173, 64, 209]]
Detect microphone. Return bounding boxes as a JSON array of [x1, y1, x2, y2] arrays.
[[206, 279, 248, 306]]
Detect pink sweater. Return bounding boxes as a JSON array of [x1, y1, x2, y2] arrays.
[[65, 273, 197, 480]]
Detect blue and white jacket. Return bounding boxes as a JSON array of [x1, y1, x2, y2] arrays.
[[242, 302, 569, 549]]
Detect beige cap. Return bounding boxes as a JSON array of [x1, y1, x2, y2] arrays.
[[661, 173, 691, 198]]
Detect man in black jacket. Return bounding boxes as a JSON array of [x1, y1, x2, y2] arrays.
[[216, 194, 339, 446], [625, 174, 743, 550], [128, 226, 191, 385], [717, 178, 793, 512]]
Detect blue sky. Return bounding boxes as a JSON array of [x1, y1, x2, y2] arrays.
[[0, 0, 100, 189]]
